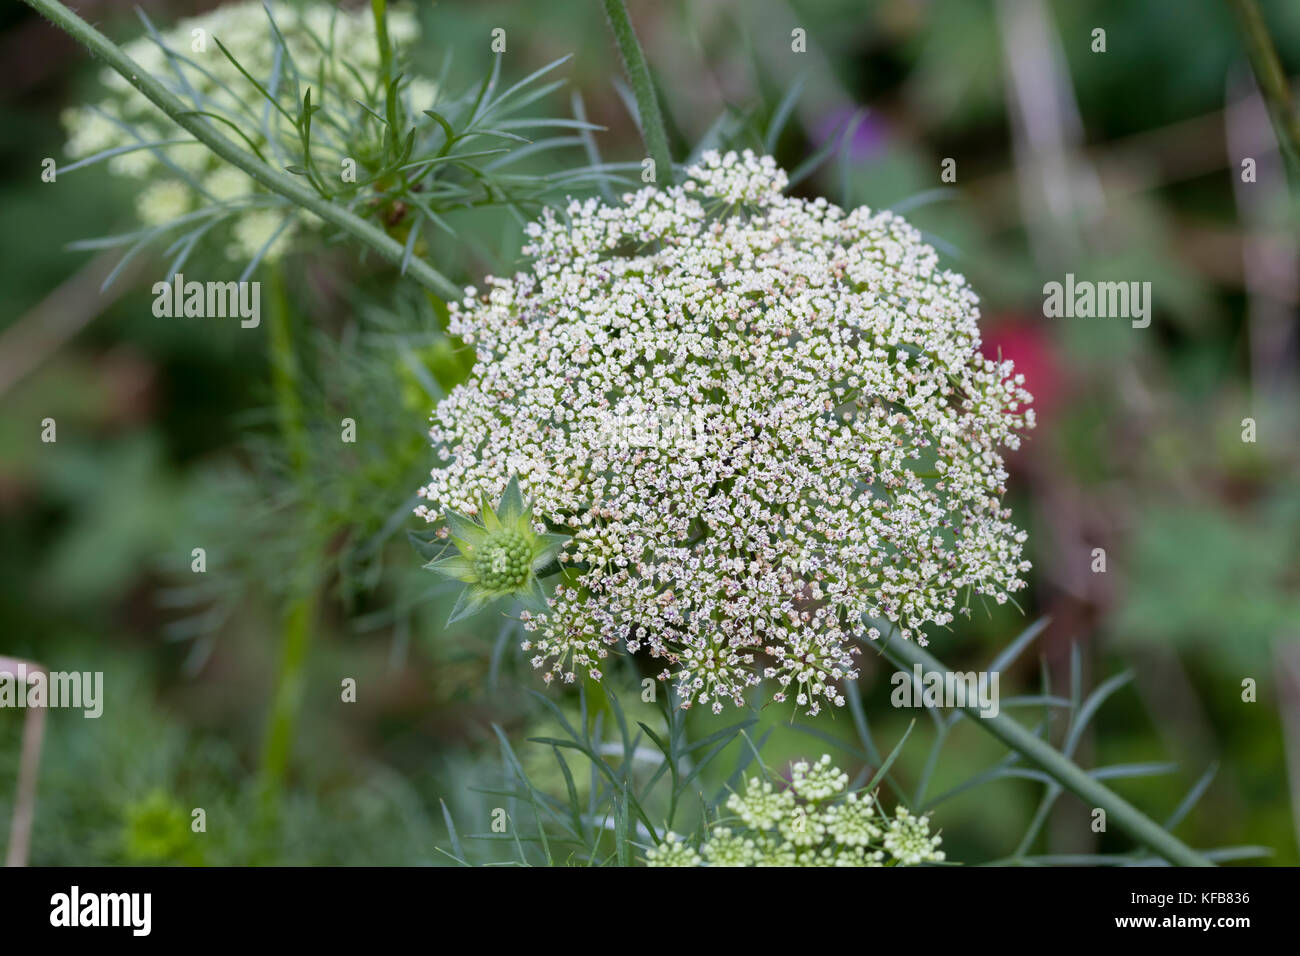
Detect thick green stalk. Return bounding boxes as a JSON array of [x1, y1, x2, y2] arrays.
[[1226, 0, 1300, 174], [260, 590, 317, 808], [24, 0, 460, 299], [879, 637, 1214, 867], [602, 0, 673, 185], [266, 266, 308, 474], [258, 264, 319, 811]]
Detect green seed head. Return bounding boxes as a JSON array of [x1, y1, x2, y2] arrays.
[[423, 476, 569, 624], [473, 529, 532, 591]]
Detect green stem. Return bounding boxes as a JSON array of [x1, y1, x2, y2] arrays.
[[24, 0, 460, 299], [260, 590, 317, 809], [879, 636, 1214, 867], [266, 266, 308, 475], [602, 0, 673, 186], [1226, 0, 1300, 175], [258, 264, 318, 811], [371, 0, 393, 85]]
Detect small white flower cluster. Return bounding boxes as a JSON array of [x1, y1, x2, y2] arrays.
[[882, 805, 946, 865], [644, 755, 944, 867], [61, 2, 428, 261], [417, 149, 1033, 714]]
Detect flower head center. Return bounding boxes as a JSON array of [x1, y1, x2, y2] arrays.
[[474, 529, 531, 591]]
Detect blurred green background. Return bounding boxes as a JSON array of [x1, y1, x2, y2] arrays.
[[1, 0, 1298, 865]]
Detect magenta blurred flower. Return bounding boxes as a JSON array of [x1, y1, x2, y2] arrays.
[[813, 106, 890, 162]]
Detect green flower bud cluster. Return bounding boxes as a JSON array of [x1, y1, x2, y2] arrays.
[[474, 530, 532, 591], [421, 476, 570, 625], [645, 755, 944, 867]]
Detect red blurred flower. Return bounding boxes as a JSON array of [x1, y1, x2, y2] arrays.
[[981, 315, 1064, 423]]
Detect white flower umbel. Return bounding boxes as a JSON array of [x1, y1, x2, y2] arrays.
[[417, 149, 1033, 715], [646, 755, 944, 867], [60, 1, 427, 261]]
